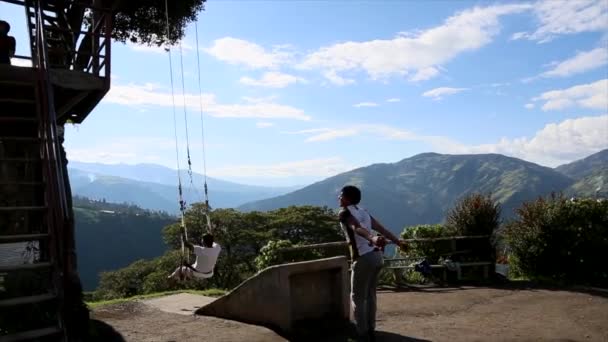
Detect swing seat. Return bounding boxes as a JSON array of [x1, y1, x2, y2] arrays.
[[169, 242, 221, 282]]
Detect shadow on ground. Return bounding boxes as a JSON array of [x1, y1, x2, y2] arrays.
[[87, 319, 126, 342], [286, 320, 430, 342]]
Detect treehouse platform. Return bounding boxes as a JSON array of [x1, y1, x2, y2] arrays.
[[0, 1, 112, 341]]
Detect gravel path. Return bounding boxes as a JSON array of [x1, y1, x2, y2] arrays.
[[91, 286, 608, 341]]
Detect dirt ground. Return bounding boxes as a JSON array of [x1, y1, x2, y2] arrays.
[[91, 285, 608, 342]]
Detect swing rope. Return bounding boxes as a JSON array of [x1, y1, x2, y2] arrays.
[[194, 19, 213, 234], [164, 0, 189, 266], [178, 40, 196, 188]]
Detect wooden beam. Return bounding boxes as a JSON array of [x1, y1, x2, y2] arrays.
[[0, 326, 62, 342], [0, 233, 49, 243], [0, 262, 52, 272], [57, 90, 90, 117], [0, 293, 56, 307], [279, 241, 348, 253], [404, 235, 490, 242]]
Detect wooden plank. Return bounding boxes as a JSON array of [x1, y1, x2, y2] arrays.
[[0, 207, 47, 212], [0, 98, 35, 104], [404, 235, 490, 242], [279, 241, 348, 252], [0, 181, 44, 186], [0, 136, 40, 141], [0, 117, 36, 122], [385, 265, 446, 270], [458, 261, 493, 267], [0, 293, 56, 307], [0, 326, 62, 342], [0, 262, 52, 272], [0, 158, 42, 162], [49, 69, 105, 90], [0, 233, 49, 243]]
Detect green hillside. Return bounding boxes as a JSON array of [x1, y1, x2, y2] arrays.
[[556, 149, 607, 197], [566, 167, 608, 197], [69, 168, 296, 214], [556, 149, 608, 180], [239, 153, 576, 232], [74, 197, 176, 290]]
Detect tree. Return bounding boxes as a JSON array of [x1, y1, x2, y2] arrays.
[[446, 193, 501, 236], [45, 0, 206, 71], [110, 0, 207, 45]]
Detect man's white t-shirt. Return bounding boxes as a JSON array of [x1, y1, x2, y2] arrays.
[[339, 205, 375, 258], [192, 242, 221, 278]]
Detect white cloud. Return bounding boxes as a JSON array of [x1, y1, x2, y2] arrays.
[[256, 122, 274, 128], [512, 0, 608, 43], [525, 103, 535, 109], [299, 4, 531, 83], [532, 79, 608, 111], [208, 157, 352, 178], [205, 37, 291, 69], [323, 70, 356, 86], [541, 47, 608, 78], [409, 67, 440, 82], [422, 87, 468, 100], [440, 115, 608, 166], [64, 137, 176, 165], [239, 71, 305, 88], [105, 83, 310, 120], [242, 95, 279, 103], [387, 98, 401, 103], [289, 124, 417, 143], [287, 116, 608, 167], [353, 102, 379, 108]]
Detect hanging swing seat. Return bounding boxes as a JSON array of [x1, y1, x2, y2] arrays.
[[163, 0, 219, 283]]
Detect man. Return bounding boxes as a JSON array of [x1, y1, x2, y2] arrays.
[[169, 230, 221, 281], [0, 20, 16, 65], [338, 185, 406, 341]]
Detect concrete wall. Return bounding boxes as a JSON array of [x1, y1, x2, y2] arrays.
[[196, 256, 349, 333]]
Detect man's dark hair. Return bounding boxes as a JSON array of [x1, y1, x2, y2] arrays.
[[341, 185, 361, 205], [202, 234, 214, 248], [0, 21, 10, 33]]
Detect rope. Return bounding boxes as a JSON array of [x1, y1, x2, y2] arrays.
[[194, 19, 212, 233], [178, 40, 195, 188], [164, 0, 188, 264]]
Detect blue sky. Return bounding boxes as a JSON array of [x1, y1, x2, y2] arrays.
[[3, 0, 608, 186]]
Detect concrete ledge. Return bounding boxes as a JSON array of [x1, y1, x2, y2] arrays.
[[196, 256, 349, 334]]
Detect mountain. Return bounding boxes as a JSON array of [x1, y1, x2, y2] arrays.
[[556, 149, 608, 180], [67, 162, 298, 213], [565, 168, 607, 197], [73, 197, 176, 290], [556, 149, 607, 197], [239, 153, 576, 233]]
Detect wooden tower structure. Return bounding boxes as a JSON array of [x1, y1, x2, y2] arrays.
[[0, 0, 112, 340]]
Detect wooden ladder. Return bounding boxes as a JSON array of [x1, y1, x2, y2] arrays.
[[0, 46, 67, 342]]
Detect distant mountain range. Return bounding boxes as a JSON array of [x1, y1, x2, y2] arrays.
[[68, 162, 299, 214], [239, 150, 608, 234]]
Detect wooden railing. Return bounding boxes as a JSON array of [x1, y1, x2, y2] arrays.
[[7, 0, 113, 83]]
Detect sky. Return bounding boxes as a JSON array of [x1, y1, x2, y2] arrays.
[[3, 0, 608, 186]]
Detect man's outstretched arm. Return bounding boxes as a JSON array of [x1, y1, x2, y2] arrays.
[[340, 211, 383, 246], [371, 216, 406, 249]]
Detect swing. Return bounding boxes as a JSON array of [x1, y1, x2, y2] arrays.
[[163, 0, 220, 282]]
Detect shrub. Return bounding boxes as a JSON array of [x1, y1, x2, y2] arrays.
[[254, 240, 326, 271], [400, 224, 455, 263], [446, 193, 501, 236], [501, 195, 608, 286]]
